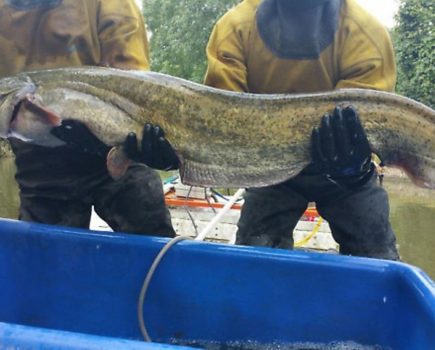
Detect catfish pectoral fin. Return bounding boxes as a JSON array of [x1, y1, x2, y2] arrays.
[[106, 146, 132, 180]]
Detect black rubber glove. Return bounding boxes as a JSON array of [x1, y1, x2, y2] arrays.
[[51, 120, 110, 157], [311, 106, 374, 188], [124, 123, 179, 171]]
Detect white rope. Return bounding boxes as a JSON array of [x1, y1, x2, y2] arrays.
[[138, 188, 246, 342], [194, 188, 245, 241], [137, 235, 192, 342]]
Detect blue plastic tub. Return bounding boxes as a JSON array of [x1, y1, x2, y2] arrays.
[[0, 218, 434, 349]]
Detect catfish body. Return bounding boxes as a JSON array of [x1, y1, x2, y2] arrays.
[[0, 67, 434, 189]]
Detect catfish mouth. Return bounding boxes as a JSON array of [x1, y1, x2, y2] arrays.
[[8, 98, 24, 134], [4, 82, 63, 146], [8, 93, 62, 137], [4, 83, 37, 137], [8, 95, 38, 136]]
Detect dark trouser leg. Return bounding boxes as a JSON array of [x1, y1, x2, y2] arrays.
[[18, 195, 92, 228], [316, 176, 400, 260], [236, 182, 308, 248], [93, 164, 175, 238]]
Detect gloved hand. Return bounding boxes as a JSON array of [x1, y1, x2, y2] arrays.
[[51, 120, 110, 157], [311, 106, 374, 188], [124, 123, 180, 171]]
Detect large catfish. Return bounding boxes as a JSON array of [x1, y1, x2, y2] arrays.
[[0, 67, 434, 188]]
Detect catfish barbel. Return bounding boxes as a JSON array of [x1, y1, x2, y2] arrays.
[[0, 66, 434, 189]]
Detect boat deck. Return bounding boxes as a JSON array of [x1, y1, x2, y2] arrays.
[[91, 180, 339, 252]]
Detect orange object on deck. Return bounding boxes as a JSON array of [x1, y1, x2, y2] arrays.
[[303, 207, 319, 219], [164, 190, 319, 217], [165, 196, 243, 210]]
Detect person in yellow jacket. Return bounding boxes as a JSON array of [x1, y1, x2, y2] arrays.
[[0, 0, 177, 236], [205, 0, 400, 260]]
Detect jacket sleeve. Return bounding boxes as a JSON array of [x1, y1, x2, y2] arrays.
[[204, 22, 249, 92], [97, 0, 150, 70], [336, 19, 396, 92]]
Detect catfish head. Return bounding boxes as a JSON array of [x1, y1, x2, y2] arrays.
[[0, 74, 135, 180], [0, 75, 64, 146]]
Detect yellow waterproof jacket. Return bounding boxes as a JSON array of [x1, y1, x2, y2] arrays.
[[204, 0, 396, 94], [0, 0, 149, 78]]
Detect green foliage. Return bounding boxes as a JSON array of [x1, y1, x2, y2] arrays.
[[393, 0, 434, 108], [143, 0, 239, 82]]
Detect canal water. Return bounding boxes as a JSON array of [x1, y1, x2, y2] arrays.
[[0, 156, 434, 279]]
